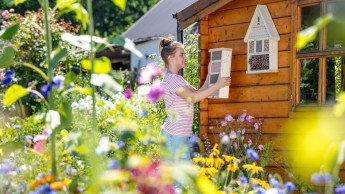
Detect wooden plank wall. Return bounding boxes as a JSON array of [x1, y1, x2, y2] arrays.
[[198, 0, 294, 180]]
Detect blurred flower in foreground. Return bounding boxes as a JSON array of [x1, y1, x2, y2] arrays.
[[146, 80, 164, 104]]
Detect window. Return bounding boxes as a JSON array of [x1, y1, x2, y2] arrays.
[[297, 0, 345, 105]]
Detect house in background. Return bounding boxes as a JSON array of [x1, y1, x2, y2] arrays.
[[122, 0, 197, 71]]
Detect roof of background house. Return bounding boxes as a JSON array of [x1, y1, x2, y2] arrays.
[[122, 0, 197, 43]]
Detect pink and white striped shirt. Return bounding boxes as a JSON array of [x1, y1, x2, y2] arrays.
[[162, 72, 194, 136]]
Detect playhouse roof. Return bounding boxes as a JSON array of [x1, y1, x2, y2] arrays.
[[244, 5, 280, 42], [122, 0, 197, 43], [177, 0, 233, 29]]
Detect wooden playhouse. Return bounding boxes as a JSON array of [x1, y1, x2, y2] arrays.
[[177, 0, 345, 180]]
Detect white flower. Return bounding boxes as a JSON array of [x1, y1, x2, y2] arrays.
[[45, 110, 61, 133], [95, 137, 111, 155]]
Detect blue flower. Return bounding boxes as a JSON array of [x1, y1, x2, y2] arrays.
[[107, 160, 119, 169], [190, 134, 198, 144], [4, 70, 15, 77], [19, 185, 25, 190], [40, 85, 51, 97], [139, 110, 149, 118], [270, 178, 280, 187], [52, 75, 65, 87], [67, 82, 74, 89], [239, 176, 248, 184], [95, 137, 110, 154], [13, 125, 22, 129], [254, 186, 265, 194], [285, 181, 295, 192], [2, 76, 12, 85], [246, 148, 259, 161], [116, 141, 125, 149], [30, 92, 40, 98], [335, 185, 345, 193]]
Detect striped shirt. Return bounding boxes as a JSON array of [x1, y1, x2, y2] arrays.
[[162, 72, 194, 136]]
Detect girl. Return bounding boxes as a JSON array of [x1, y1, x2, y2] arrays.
[[160, 38, 231, 161]]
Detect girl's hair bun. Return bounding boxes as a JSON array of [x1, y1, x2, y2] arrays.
[[160, 38, 173, 48]]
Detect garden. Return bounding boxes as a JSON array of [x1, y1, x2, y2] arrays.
[[0, 0, 345, 193]]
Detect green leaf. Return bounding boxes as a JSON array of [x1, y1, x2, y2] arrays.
[[81, 57, 112, 74], [57, 0, 89, 29], [68, 177, 80, 192], [61, 33, 109, 51], [64, 72, 77, 86], [59, 102, 73, 129], [109, 36, 143, 58], [108, 70, 123, 85], [3, 84, 29, 106], [112, 0, 126, 10], [4, 0, 26, 6], [0, 23, 20, 40], [49, 48, 67, 72], [0, 47, 15, 68], [91, 74, 123, 96]]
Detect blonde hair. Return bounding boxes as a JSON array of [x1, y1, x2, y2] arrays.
[[159, 38, 183, 68]]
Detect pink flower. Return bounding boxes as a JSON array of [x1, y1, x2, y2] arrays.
[[254, 122, 261, 130], [233, 142, 238, 149], [248, 139, 252, 147], [258, 144, 264, 151], [219, 132, 226, 138], [0, 68, 6, 80], [33, 126, 49, 153], [6, 43, 13, 48], [9, 8, 14, 13], [209, 126, 214, 130], [229, 130, 236, 139], [221, 121, 227, 127], [242, 128, 246, 134], [239, 112, 246, 122], [2, 10, 10, 19], [246, 115, 254, 123], [146, 80, 165, 104], [123, 88, 133, 99], [225, 114, 234, 122], [138, 63, 163, 84]]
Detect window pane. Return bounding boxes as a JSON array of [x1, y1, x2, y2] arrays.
[[300, 59, 319, 104], [326, 57, 345, 102], [301, 5, 320, 51], [326, 1, 345, 49]]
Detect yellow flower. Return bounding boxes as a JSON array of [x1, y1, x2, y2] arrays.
[[205, 167, 218, 177], [242, 162, 264, 174], [226, 163, 239, 172], [251, 178, 270, 188], [196, 166, 207, 176], [222, 155, 237, 163], [214, 158, 224, 168], [205, 157, 215, 167], [193, 157, 206, 165]]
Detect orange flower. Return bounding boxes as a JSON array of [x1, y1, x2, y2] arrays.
[[30, 181, 39, 189], [50, 181, 65, 190]]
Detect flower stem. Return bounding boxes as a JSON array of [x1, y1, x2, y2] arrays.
[[18, 62, 49, 81]]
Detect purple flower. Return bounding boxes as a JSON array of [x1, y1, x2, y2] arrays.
[[246, 115, 254, 123], [242, 128, 246, 134], [30, 92, 40, 98], [285, 181, 295, 192], [146, 80, 164, 104], [311, 173, 332, 185], [225, 114, 233, 122], [239, 176, 248, 184], [233, 142, 238, 149], [219, 132, 226, 138], [40, 85, 51, 97], [123, 88, 133, 99], [247, 148, 259, 160], [24, 135, 33, 140], [116, 141, 125, 148], [52, 75, 65, 88], [190, 134, 198, 144], [2, 10, 10, 19], [209, 126, 214, 130], [13, 125, 22, 129], [248, 139, 252, 147], [139, 110, 148, 118], [258, 144, 264, 151], [107, 160, 119, 169], [2, 76, 12, 85], [335, 185, 345, 193], [229, 130, 236, 139], [254, 186, 265, 194], [269, 178, 280, 187], [221, 120, 227, 127], [239, 112, 246, 122], [67, 82, 74, 89], [138, 63, 162, 84]]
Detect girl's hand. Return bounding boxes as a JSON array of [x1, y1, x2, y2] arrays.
[[216, 73, 231, 88]]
